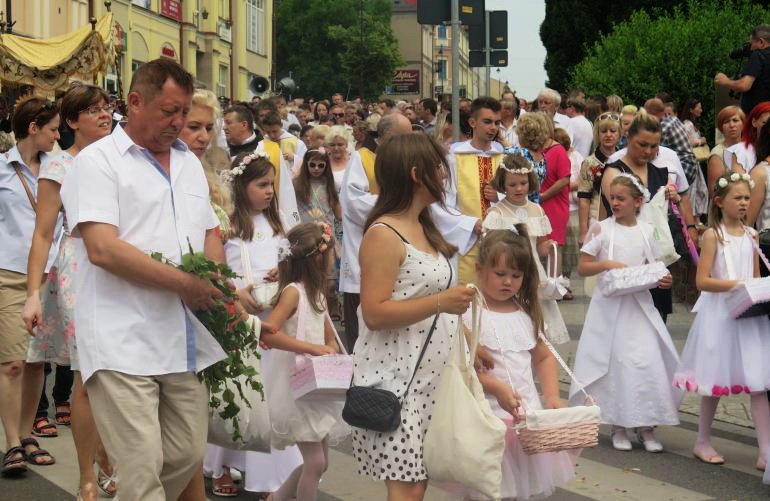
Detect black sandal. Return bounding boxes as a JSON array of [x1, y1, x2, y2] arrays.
[[32, 416, 58, 437], [2, 446, 27, 475], [54, 401, 71, 426], [20, 438, 56, 466]]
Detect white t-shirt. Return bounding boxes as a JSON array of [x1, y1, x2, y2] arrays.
[[569, 115, 594, 158]]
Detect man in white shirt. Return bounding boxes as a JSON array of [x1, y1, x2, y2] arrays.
[[339, 113, 477, 349], [61, 59, 227, 501], [538, 87, 573, 140], [567, 96, 594, 158]]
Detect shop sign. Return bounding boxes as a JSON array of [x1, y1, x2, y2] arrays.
[[391, 69, 420, 94], [160, 0, 182, 22], [160, 43, 177, 59]]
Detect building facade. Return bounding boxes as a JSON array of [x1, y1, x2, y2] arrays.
[[3, 0, 273, 102]]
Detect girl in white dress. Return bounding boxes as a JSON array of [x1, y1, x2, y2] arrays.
[[469, 228, 574, 500], [204, 152, 302, 497], [570, 173, 682, 453], [483, 151, 570, 344], [262, 222, 349, 500], [351, 134, 475, 501], [673, 172, 770, 470]]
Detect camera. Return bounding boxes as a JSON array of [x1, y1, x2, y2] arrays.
[[730, 42, 752, 60]]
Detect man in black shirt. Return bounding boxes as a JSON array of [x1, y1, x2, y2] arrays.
[[716, 24, 770, 115]]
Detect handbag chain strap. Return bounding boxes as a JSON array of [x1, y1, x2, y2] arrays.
[[399, 255, 453, 401], [11, 161, 38, 213]]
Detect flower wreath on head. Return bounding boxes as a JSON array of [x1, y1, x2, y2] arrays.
[[219, 150, 271, 184], [277, 221, 333, 262], [307, 146, 327, 155], [615, 172, 651, 202], [500, 146, 535, 174], [718, 172, 755, 190]]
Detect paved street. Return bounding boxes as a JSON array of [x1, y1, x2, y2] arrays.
[[2, 278, 770, 500]]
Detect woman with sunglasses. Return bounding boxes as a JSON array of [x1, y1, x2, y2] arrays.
[[0, 97, 61, 477], [577, 112, 621, 245]]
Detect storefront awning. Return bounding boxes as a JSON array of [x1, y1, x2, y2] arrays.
[[0, 13, 119, 93]]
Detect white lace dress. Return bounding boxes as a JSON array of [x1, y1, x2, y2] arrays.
[[482, 199, 570, 344], [351, 224, 456, 482]]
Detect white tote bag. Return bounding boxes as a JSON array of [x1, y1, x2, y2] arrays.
[[638, 188, 680, 266], [207, 317, 271, 452], [423, 286, 506, 500]]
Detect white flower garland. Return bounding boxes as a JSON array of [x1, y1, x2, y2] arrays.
[[718, 172, 755, 190], [219, 150, 271, 184]]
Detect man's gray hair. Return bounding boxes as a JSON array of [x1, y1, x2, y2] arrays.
[[752, 24, 770, 43], [377, 113, 404, 141], [537, 88, 561, 106]]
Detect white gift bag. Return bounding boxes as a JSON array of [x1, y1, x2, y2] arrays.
[[638, 188, 680, 267]]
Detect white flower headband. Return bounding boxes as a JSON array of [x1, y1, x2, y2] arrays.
[[500, 147, 535, 174], [219, 150, 271, 184], [615, 172, 651, 202], [717, 172, 755, 190]]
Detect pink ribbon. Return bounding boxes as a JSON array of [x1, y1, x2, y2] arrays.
[[667, 185, 699, 264]]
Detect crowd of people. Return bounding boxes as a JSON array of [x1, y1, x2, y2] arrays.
[[1, 54, 770, 501]]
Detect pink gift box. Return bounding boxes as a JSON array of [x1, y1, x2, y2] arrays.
[[725, 277, 770, 319], [290, 354, 353, 401]]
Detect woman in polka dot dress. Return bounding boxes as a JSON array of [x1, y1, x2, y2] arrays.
[[350, 134, 475, 500]]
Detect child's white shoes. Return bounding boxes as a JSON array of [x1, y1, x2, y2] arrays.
[[636, 427, 663, 453], [611, 427, 632, 451]]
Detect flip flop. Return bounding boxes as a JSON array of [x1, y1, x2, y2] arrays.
[[692, 450, 725, 465]]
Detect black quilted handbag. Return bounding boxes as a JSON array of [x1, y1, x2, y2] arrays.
[[342, 248, 452, 432], [342, 311, 441, 432]]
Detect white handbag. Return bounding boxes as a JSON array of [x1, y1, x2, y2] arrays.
[[423, 286, 506, 500], [240, 240, 279, 309], [638, 188, 680, 266], [597, 219, 669, 297], [541, 242, 570, 300], [207, 315, 272, 452]]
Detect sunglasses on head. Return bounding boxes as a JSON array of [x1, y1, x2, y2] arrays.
[[599, 112, 620, 122], [308, 162, 326, 169]]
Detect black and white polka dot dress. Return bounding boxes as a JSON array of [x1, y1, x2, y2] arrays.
[[351, 240, 456, 482]]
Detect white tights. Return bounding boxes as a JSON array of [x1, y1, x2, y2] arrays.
[[273, 439, 329, 501]]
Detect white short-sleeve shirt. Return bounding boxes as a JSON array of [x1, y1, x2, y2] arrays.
[[60, 125, 225, 382]]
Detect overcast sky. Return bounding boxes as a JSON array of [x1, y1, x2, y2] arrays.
[[485, 0, 547, 100]]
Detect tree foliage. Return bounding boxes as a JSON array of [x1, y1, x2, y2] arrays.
[[276, 0, 402, 100], [540, 0, 675, 91], [569, 0, 770, 140]]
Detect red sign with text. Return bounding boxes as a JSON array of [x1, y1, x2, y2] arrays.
[[161, 0, 182, 22]]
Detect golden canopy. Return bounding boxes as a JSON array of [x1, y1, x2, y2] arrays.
[[0, 13, 119, 93]]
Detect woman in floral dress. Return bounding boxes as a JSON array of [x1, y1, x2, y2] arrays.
[[21, 84, 116, 500]]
